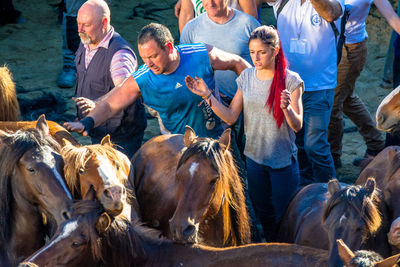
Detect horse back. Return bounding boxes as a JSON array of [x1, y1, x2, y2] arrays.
[[276, 183, 331, 249], [131, 134, 185, 234]]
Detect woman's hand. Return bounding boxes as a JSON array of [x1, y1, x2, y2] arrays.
[[185, 75, 211, 98], [280, 89, 291, 110]]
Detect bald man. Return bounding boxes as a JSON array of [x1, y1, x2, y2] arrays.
[[73, 0, 146, 158]]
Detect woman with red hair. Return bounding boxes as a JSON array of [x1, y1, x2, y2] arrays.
[[185, 25, 304, 241]]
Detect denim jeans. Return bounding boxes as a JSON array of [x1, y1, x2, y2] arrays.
[[296, 89, 336, 185], [246, 157, 299, 241]]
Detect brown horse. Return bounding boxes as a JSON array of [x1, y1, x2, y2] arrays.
[[337, 239, 400, 267], [376, 85, 400, 132], [132, 126, 250, 247], [356, 146, 400, 251], [61, 135, 134, 218], [277, 178, 383, 267], [0, 65, 20, 121], [0, 123, 73, 266], [20, 197, 330, 267], [0, 114, 80, 147]]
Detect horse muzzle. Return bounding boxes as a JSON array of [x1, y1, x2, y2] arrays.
[[169, 217, 199, 244]]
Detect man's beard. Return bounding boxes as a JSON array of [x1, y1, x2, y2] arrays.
[[79, 33, 92, 45]]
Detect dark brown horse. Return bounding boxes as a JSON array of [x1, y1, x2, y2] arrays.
[[132, 126, 250, 246], [20, 197, 330, 267], [0, 123, 73, 266], [277, 178, 382, 267], [61, 135, 135, 218], [0, 114, 80, 146], [356, 146, 400, 252]]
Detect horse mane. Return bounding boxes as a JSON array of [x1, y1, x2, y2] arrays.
[[349, 250, 383, 267], [61, 143, 130, 198], [72, 200, 163, 266], [0, 128, 60, 243], [322, 184, 382, 235], [177, 137, 251, 246], [0, 65, 20, 121]]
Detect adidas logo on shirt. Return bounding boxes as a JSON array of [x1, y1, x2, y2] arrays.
[[175, 82, 183, 89]]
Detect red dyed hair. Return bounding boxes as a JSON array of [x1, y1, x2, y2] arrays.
[[249, 26, 288, 128]]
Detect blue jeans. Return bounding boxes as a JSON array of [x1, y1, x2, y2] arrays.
[[246, 157, 299, 241], [296, 89, 336, 185]]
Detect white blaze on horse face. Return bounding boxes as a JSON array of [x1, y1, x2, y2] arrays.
[[189, 162, 199, 178], [97, 155, 124, 188], [339, 214, 347, 225], [43, 147, 73, 200], [28, 220, 79, 261]]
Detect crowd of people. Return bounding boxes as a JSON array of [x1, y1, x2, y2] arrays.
[[2, 0, 400, 242]]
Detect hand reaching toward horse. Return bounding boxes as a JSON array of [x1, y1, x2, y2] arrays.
[[185, 76, 211, 98], [73, 97, 96, 116], [63, 121, 88, 136]]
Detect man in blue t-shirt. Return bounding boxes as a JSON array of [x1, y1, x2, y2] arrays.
[[64, 23, 251, 139]]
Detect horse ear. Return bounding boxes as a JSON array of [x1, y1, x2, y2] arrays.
[[328, 178, 341, 197], [337, 239, 355, 266], [219, 128, 231, 151], [36, 114, 50, 135], [100, 134, 112, 146], [375, 253, 400, 267], [0, 129, 10, 138], [184, 126, 197, 147], [364, 177, 376, 198], [83, 185, 96, 201], [96, 212, 111, 234]]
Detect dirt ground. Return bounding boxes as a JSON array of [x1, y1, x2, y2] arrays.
[[0, 0, 396, 183]]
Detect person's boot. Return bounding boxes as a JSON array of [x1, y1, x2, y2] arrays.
[[57, 65, 76, 88], [352, 149, 381, 167]]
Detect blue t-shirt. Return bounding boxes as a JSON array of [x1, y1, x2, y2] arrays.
[[133, 43, 223, 138]]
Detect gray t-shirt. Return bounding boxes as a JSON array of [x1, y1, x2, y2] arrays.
[[236, 68, 304, 168], [180, 10, 260, 99]]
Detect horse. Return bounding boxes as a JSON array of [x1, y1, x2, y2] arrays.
[[0, 65, 20, 121], [0, 114, 80, 146], [20, 196, 330, 267], [376, 85, 400, 132], [356, 146, 400, 251], [0, 122, 73, 266], [276, 178, 383, 267], [61, 135, 135, 218], [131, 126, 250, 247], [337, 239, 400, 267]]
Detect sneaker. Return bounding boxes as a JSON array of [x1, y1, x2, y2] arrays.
[[57, 65, 76, 88]]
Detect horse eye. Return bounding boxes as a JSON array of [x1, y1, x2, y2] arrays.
[[115, 162, 120, 171], [71, 242, 82, 248], [209, 177, 218, 186], [27, 167, 35, 173], [79, 167, 85, 175]]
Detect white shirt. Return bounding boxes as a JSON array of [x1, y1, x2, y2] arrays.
[[344, 0, 373, 44], [269, 0, 345, 91]]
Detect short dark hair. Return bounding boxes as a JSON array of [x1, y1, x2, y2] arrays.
[[137, 23, 174, 49]]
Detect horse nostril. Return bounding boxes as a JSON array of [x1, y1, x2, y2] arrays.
[[377, 113, 385, 125], [183, 224, 195, 238], [104, 188, 112, 198], [62, 210, 71, 220]]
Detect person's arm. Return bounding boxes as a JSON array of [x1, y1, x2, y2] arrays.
[[375, 0, 400, 35], [310, 0, 343, 22], [179, 0, 195, 33], [185, 76, 243, 125], [206, 44, 251, 76], [175, 0, 182, 18], [238, 0, 259, 20], [64, 76, 141, 135], [280, 84, 303, 132]]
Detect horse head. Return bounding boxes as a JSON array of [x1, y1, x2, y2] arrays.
[[323, 178, 381, 267], [62, 135, 131, 217], [0, 120, 73, 263], [169, 126, 250, 246], [376, 85, 400, 133], [337, 239, 400, 267]]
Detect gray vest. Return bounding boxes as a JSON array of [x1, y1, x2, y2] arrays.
[[75, 32, 146, 141]]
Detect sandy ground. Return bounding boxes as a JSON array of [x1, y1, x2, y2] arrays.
[[0, 0, 396, 183]]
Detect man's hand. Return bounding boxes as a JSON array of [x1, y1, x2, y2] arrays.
[[73, 97, 96, 116], [63, 121, 89, 136], [174, 0, 182, 18]]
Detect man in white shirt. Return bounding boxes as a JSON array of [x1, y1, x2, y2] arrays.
[[267, 0, 344, 185]]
